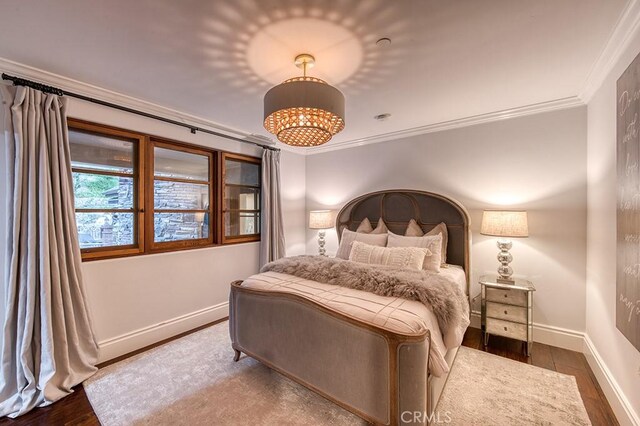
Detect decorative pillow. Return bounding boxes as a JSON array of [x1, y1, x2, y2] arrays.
[[355, 218, 374, 233], [387, 232, 443, 272], [426, 222, 449, 263], [336, 228, 388, 260], [403, 220, 449, 263], [370, 218, 388, 234], [349, 241, 430, 270], [405, 219, 424, 237]]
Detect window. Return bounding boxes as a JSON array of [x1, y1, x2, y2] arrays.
[[222, 153, 261, 243], [67, 119, 260, 260], [69, 120, 145, 259], [148, 140, 214, 250]]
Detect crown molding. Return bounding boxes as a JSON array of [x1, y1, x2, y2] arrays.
[[0, 57, 298, 153], [304, 96, 584, 155], [0, 58, 584, 158], [579, 0, 640, 102]]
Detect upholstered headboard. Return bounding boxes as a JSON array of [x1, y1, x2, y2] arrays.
[[336, 189, 471, 289]]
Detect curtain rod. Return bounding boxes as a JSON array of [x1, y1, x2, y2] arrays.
[[1, 73, 280, 152]]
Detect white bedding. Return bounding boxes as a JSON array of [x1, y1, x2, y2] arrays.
[[241, 264, 469, 377]]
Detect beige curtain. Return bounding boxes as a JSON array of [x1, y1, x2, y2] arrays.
[[0, 86, 98, 418], [259, 149, 286, 267]]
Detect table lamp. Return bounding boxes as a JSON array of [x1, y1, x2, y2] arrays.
[[480, 210, 529, 283], [309, 210, 333, 256]]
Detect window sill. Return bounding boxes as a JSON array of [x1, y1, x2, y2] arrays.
[[81, 239, 260, 262]]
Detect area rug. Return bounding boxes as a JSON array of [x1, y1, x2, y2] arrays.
[[84, 322, 591, 425], [437, 347, 591, 426]]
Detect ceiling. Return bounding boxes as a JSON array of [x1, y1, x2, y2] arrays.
[[0, 0, 628, 149]]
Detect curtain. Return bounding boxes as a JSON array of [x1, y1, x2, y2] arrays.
[[0, 86, 98, 418], [259, 149, 286, 267]]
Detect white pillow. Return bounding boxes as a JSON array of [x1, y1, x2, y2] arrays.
[[336, 228, 388, 260], [405, 219, 424, 237], [427, 223, 449, 263], [387, 232, 443, 272], [370, 219, 388, 234], [356, 218, 388, 234], [349, 241, 430, 270], [355, 218, 373, 233]]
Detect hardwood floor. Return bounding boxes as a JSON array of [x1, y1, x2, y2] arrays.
[[0, 325, 618, 426]]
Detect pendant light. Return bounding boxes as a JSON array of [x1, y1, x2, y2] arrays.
[[263, 54, 345, 147]]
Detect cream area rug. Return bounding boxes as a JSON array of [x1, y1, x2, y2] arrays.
[[84, 322, 591, 426], [437, 347, 591, 426]]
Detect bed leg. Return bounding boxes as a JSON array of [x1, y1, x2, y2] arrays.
[[233, 348, 241, 362]]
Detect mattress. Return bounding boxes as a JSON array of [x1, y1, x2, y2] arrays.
[[241, 264, 468, 377]]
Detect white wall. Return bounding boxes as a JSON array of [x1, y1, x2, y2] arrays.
[[305, 107, 588, 337], [72, 101, 307, 362], [586, 27, 640, 424], [0, 94, 307, 362], [280, 149, 306, 256]]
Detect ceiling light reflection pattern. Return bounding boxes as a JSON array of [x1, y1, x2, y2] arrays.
[[198, 0, 408, 97]]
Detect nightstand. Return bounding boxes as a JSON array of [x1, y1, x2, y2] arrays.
[[480, 275, 535, 356]]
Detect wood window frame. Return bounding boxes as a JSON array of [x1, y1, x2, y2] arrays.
[[67, 118, 261, 261], [221, 152, 262, 244], [68, 118, 146, 260], [146, 138, 216, 253]]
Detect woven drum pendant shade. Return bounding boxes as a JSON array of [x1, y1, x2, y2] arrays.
[[263, 73, 345, 147]]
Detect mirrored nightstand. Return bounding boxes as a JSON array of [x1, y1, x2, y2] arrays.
[[480, 274, 535, 356]]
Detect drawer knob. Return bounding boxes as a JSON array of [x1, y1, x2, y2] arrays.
[[504, 326, 508, 331], [504, 310, 508, 315], [504, 294, 508, 298]]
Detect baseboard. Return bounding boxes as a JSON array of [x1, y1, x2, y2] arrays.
[[470, 311, 584, 351], [96, 302, 229, 363], [583, 335, 640, 426]]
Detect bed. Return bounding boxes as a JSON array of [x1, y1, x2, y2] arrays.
[[229, 189, 471, 425]]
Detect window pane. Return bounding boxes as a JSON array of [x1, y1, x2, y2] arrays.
[[225, 159, 259, 186], [154, 212, 209, 242], [225, 211, 260, 237], [69, 129, 135, 174], [154, 180, 209, 210], [154, 147, 209, 181], [73, 172, 134, 209], [225, 186, 260, 210], [76, 212, 134, 248]]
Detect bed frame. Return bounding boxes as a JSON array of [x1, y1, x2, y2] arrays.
[[229, 189, 470, 425]]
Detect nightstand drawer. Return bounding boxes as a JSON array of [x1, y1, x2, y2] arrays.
[[486, 287, 527, 306], [486, 302, 527, 323], [486, 318, 527, 341]]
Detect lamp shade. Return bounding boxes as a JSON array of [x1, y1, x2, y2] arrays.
[[309, 210, 333, 229], [264, 77, 345, 147], [480, 210, 529, 238]]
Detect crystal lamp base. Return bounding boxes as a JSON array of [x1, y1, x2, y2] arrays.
[[496, 239, 515, 283], [317, 230, 326, 256]]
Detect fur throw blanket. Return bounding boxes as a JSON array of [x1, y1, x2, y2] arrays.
[[261, 255, 470, 338]]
